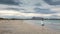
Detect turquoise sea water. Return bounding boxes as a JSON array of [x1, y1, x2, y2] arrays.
[[24, 20, 60, 31]]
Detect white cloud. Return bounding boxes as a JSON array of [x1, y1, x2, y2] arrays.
[[50, 7, 60, 12], [0, 10, 52, 17], [0, 10, 23, 16], [52, 13, 60, 16]]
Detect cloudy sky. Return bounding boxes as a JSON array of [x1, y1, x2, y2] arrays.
[[0, 0, 60, 19]]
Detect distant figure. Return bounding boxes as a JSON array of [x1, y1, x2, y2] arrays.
[[41, 19, 44, 26]]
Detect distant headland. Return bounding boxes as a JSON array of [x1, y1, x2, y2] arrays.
[[0, 17, 60, 20]]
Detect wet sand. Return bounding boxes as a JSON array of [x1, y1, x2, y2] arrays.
[[0, 20, 60, 34]]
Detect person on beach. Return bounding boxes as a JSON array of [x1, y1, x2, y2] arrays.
[[41, 19, 44, 26]]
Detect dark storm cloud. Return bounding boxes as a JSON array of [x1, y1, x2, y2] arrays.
[[34, 3, 41, 6], [44, 0, 60, 5], [34, 7, 56, 14], [0, 0, 22, 5]]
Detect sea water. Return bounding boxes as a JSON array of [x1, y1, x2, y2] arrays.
[[24, 20, 60, 31]]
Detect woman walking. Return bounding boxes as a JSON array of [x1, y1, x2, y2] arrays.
[[41, 19, 44, 26]]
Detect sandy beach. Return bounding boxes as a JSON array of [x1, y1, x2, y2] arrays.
[[0, 20, 60, 34]]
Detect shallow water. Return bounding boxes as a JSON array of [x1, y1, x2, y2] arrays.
[[24, 20, 60, 31]]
